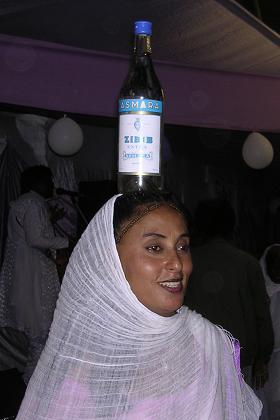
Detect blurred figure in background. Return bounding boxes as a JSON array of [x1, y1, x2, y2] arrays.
[[259, 244, 280, 419], [185, 198, 274, 390], [0, 165, 69, 383]]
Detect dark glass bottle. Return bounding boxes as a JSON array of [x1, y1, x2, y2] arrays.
[[118, 21, 164, 193]]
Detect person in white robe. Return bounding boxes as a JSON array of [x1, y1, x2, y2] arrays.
[[259, 245, 280, 419], [16, 191, 261, 419], [0, 166, 68, 383]]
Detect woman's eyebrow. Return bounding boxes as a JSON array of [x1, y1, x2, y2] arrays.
[[143, 233, 166, 238], [181, 232, 190, 238], [142, 232, 190, 239]]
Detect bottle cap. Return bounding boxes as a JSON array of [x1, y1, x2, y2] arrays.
[[134, 21, 152, 35]]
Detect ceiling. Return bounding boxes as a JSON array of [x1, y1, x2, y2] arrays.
[[0, 0, 279, 178], [0, 0, 279, 78]]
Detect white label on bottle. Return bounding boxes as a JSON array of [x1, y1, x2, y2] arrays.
[[118, 113, 161, 175]]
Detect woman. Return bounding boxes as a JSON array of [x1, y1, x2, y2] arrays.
[[259, 245, 280, 419], [16, 191, 261, 419], [0, 166, 68, 383]]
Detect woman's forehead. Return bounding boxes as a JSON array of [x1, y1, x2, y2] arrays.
[[129, 205, 188, 234]]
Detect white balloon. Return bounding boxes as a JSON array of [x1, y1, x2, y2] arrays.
[[242, 132, 273, 169], [48, 117, 83, 156]]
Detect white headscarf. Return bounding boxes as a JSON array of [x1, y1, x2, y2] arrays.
[[17, 195, 261, 419]]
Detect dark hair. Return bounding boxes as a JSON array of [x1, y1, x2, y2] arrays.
[[20, 165, 53, 194], [194, 198, 235, 239], [113, 190, 188, 243]]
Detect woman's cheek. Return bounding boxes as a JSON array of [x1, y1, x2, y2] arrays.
[[137, 254, 163, 278]]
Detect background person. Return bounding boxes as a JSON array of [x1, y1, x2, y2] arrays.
[[185, 198, 274, 390], [17, 191, 261, 419], [259, 244, 280, 419], [0, 165, 69, 383]]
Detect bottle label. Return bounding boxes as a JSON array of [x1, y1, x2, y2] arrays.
[[118, 99, 162, 175], [119, 99, 162, 114]]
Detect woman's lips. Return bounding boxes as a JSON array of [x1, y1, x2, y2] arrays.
[[158, 280, 183, 293]]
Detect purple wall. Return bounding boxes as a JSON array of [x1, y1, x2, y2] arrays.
[[0, 34, 279, 132]]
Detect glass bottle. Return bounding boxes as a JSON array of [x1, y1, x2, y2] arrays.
[[118, 21, 164, 193]]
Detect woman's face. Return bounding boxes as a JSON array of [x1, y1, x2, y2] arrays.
[[117, 205, 192, 317]]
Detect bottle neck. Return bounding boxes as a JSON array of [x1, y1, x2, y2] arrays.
[[134, 34, 152, 56]]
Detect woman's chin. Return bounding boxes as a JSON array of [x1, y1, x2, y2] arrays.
[[154, 296, 184, 317]]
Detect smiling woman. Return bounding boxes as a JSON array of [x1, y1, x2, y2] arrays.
[[16, 191, 262, 419]]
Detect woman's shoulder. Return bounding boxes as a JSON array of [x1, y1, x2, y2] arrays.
[[184, 306, 236, 348], [184, 306, 216, 330], [9, 191, 47, 222], [11, 191, 44, 207]]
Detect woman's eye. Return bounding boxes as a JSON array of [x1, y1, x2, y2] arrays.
[[147, 245, 161, 253], [177, 243, 190, 253]]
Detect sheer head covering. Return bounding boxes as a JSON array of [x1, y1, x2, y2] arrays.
[[17, 195, 261, 419], [260, 244, 280, 298]]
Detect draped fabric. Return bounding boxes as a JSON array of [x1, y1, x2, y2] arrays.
[[17, 195, 262, 419], [0, 115, 40, 265], [0, 144, 25, 265]]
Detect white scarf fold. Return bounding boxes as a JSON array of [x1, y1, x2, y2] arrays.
[[17, 195, 261, 419]]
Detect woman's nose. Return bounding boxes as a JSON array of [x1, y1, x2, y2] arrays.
[[166, 250, 183, 272]]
